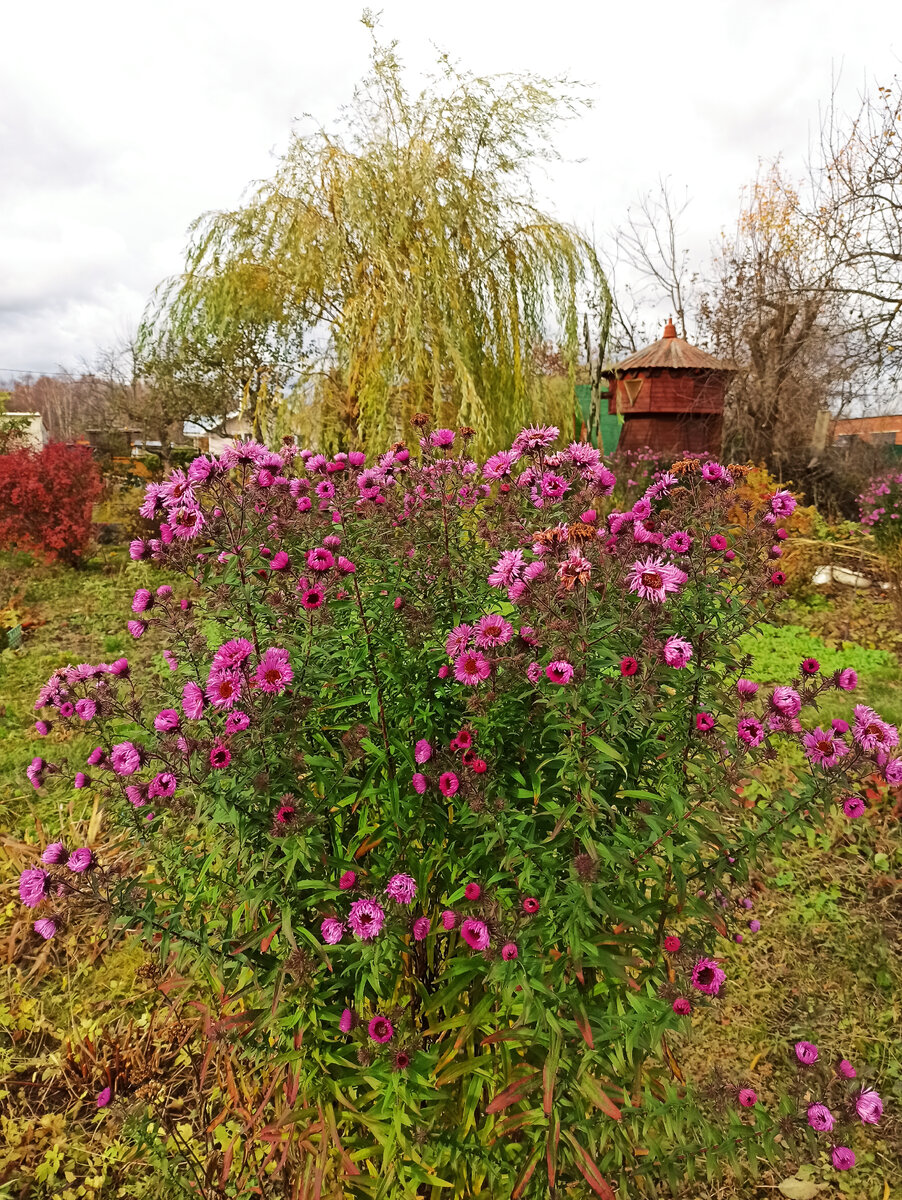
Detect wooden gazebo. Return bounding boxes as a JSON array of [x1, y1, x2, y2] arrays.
[[602, 320, 734, 456]]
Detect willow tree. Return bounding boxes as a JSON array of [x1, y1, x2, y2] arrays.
[[144, 17, 610, 455]]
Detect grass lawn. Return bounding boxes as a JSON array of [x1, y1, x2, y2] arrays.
[[1, 557, 900, 1198]]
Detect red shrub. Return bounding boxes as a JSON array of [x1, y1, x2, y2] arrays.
[[0, 443, 102, 564]]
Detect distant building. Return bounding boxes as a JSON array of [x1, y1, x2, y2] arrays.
[[0, 411, 49, 451], [832, 414, 902, 447], [183, 414, 253, 455]]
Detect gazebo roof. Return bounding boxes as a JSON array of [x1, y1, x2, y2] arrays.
[[603, 320, 735, 374]]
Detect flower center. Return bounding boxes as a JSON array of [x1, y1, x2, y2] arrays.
[[641, 571, 662, 588]]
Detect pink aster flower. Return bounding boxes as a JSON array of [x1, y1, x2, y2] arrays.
[[110, 742, 141, 776], [338, 870, 356, 890], [42, 842, 67, 865], [852, 704, 898, 752], [148, 772, 177, 799], [206, 669, 243, 710], [385, 874, 417, 904], [738, 1089, 757, 1107], [75, 698, 97, 722], [803, 727, 848, 768], [837, 1059, 857, 1079], [34, 917, 57, 939], [339, 1008, 356, 1033], [483, 449, 520, 479], [320, 917, 344, 944], [254, 648, 293, 694], [690, 957, 726, 995], [512, 425, 559, 454], [212, 639, 254, 671], [454, 651, 491, 685], [209, 744, 231, 769], [627, 556, 687, 604], [736, 678, 759, 698], [695, 712, 715, 733], [664, 531, 692, 554], [464, 882, 481, 900], [127, 620, 146, 639], [737, 716, 764, 747], [445, 624, 473, 656], [807, 1103, 835, 1132], [526, 661, 543, 684], [831, 1147, 855, 1171], [663, 935, 681, 953], [182, 681, 205, 720], [96, 1086, 112, 1108], [545, 660, 574, 685], [225, 710, 251, 735], [474, 614, 514, 648], [460, 918, 490, 951], [709, 534, 728, 551], [770, 686, 802, 718], [885, 758, 902, 785], [154, 709, 180, 733], [501, 942, 518, 960], [441, 910, 457, 930], [412, 772, 427, 793], [132, 588, 153, 614], [672, 997, 692, 1015], [414, 739, 433, 765], [663, 637, 693, 668], [306, 547, 335, 572], [412, 916, 431, 940], [769, 490, 797, 517], [67, 847, 94, 873], [19, 867, 49, 908], [439, 772, 459, 797], [522, 896, 540, 915], [856, 1089, 883, 1124], [368, 1015, 394, 1043], [347, 898, 385, 940], [837, 668, 858, 691], [795, 1041, 818, 1064]]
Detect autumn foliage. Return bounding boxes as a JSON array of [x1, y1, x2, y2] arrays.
[[0, 443, 102, 564]]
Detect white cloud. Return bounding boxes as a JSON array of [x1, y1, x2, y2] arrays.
[[1, 0, 898, 373]]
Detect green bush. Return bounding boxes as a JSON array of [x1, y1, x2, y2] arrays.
[[737, 623, 897, 684]]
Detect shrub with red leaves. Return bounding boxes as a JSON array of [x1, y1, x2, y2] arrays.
[[0, 443, 102, 564]]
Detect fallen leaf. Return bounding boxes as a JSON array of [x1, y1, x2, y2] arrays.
[[777, 1178, 826, 1199]]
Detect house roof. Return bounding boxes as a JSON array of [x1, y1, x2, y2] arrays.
[[603, 320, 735, 374]]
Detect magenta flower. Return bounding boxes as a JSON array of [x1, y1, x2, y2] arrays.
[[795, 1040, 818, 1064], [412, 917, 431, 940], [769, 489, 797, 517], [663, 637, 693, 668], [163, 651, 178, 671], [67, 847, 94, 873], [512, 424, 559, 454], [338, 870, 356, 890], [42, 842, 67, 865], [412, 772, 427, 794], [182, 681, 205, 720], [206, 669, 243, 709], [320, 917, 344, 944], [546, 660, 574, 685], [626, 556, 687, 604], [501, 942, 518, 960], [209, 744, 231, 769], [154, 709, 180, 732], [837, 668, 858, 691], [837, 1059, 856, 1079], [526, 661, 543, 684], [110, 742, 141, 776], [96, 1086, 112, 1108], [74, 772, 89, 789], [254, 648, 293, 694], [690, 958, 726, 995], [132, 588, 153, 614], [770, 686, 802, 718], [749, 920, 761, 932], [807, 1103, 834, 1132], [736, 678, 759, 698], [439, 772, 459, 797], [831, 1147, 855, 1171], [454, 650, 491, 685], [339, 1008, 355, 1033], [803, 728, 848, 768], [19, 867, 49, 908], [306, 547, 335, 572], [474, 614, 514, 648], [737, 716, 764, 747], [852, 704, 898, 751], [211, 639, 254, 671], [664, 531, 692, 554], [464, 882, 482, 900], [800, 657, 820, 675], [347, 898, 385, 940], [663, 935, 681, 953], [738, 1088, 757, 1107], [460, 918, 490, 951], [672, 997, 691, 1015], [127, 620, 146, 639], [74, 698, 96, 721], [368, 1015, 394, 1043], [445, 624, 473, 656], [843, 795, 866, 819], [414, 739, 433, 764], [695, 712, 715, 733], [34, 917, 57, 939], [522, 896, 540, 915], [856, 1089, 883, 1124], [884, 757, 902, 785], [225, 710, 251, 735], [483, 450, 520, 479], [620, 656, 639, 677], [148, 772, 177, 799], [441, 910, 457, 930], [709, 534, 728, 551], [429, 428, 456, 447], [385, 874, 417, 905]]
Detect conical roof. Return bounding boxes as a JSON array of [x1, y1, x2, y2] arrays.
[[603, 320, 735, 374]]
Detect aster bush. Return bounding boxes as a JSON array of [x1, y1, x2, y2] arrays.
[[17, 425, 893, 1197]]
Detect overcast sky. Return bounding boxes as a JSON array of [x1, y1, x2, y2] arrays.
[[1, 0, 899, 377]]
